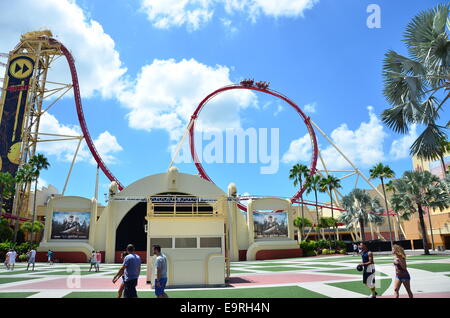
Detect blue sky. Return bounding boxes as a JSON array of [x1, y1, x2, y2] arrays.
[[0, 0, 448, 205]]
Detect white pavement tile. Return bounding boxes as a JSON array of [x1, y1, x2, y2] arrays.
[[28, 290, 71, 298]]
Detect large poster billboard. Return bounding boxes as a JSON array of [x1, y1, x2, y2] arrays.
[[253, 212, 288, 239], [51, 212, 91, 240]]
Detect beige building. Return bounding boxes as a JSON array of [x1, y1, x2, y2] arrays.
[[36, 167, 301, 287]]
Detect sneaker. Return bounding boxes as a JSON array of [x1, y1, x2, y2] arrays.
[[368, 295, 376, 298]]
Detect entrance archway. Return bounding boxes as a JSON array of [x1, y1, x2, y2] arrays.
[[115, 202, 147, 252]]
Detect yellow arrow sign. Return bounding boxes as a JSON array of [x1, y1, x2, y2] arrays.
[[9, 57, 34, 79]]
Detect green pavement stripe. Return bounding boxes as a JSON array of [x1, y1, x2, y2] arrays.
[[65, 286, 328, 298], [0, 277, 41, 284], [327, 279, 392, 296], [0, 292, 39, 298], [0, 270, 32, 275], [407, 263, 450, 272]]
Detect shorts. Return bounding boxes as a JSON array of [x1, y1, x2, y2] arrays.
[[363, 271, 376, 288], [123, 279, 138, 298], [395, 273, 411, 282], [28, 257, 35, 264], [155, 277, 167, 296]]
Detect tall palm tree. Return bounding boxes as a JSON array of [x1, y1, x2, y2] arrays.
[[341, 189, 385, 242], [0, 172, 16, 216], [289, 164, 310, 241], [381, 4, 450, 161], [12, 164, 35, 242], [320, 175, 342, 241], [390, 170, 449, 255], [28, 154, 50, 243], [305, 174, 323, 241], [369, 163, 395, 246], [386, 180, 404, 240]]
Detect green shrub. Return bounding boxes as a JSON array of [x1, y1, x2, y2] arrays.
[[0, 240, 15, 252], [322, 248, 329, 255], [300, 240, 317, 252], [305, 250, 317, 257], [339, 249, 347, 254], [0, 223, 13, 242], [317, 240, 329, 249], [15, 242, 38, 255], [336, 240, 347, 249], [18, 254, 28, 262], [329, 249, 336, 254]]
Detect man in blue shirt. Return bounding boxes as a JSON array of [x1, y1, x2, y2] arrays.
[[113, 244, 141, 298]]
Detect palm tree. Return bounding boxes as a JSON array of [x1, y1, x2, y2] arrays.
[[341, 189, 385, 242], [320, 175, 342, 241], [289, 164, 310, 241], [319, 216, 338, 241], [20, 221, 44, 242], [28, 154, 50, 242], [12, 164, 35, 242], [305, 175, 323, 241], [369, 163, 396, 246], [367, 213, 385, 240], [381, 4, 450, 161], [390, 170, 449, 255], [0, 172, 16, 216], [293, 217, 312, 242], [386, 180, 404, 240]]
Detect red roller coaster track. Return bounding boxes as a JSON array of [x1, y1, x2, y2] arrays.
[[43, 37, 334, 214], [188, 84, 319, 212], [46, 37, 124, 190]]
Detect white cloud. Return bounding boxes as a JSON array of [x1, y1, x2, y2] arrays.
[[139, 0, 214, 31], [140, 0, 318, 30], [91, 131, 123, 165], [304, 102, 317, 113], [225, 0, 319, 22], [282, 106, 388, 170], [0, 0, 128, 99], [389, 124, 418, 160], [118, 58, 257, 141], [319, 106, 387, 170], [36, 113, 123, 165], [281, 134, 312, 164]]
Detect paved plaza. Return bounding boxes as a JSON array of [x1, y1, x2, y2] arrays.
[[0, 254, 449, 298]]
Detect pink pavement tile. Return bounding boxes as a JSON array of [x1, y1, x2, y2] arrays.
[[380, 292, 450, 298], [0, 277, 150, 290], [228, 273, 353, 287]]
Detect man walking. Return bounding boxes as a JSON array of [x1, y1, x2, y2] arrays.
[[153, 245, 168, 298], [27, 248, 36, 271], [358, 242, 377, 298], [6, 249, 16, 271], [113, 244, 141, 298]]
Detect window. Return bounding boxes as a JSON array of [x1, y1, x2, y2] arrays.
[[175, 238, 197, 248], [150, 238, 172, 249], [200, 237, 222, 248]]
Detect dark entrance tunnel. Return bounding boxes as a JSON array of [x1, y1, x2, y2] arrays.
[[115, 202, 147, 251]]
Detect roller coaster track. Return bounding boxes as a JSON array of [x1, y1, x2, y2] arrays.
[[47, 37, 124, 190]]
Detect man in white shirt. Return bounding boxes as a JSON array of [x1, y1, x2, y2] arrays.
[[6, 249, 17, 271], [27, 248, 37, 271]]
